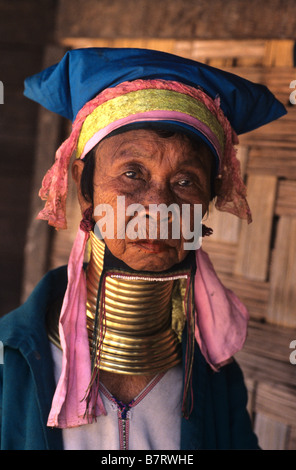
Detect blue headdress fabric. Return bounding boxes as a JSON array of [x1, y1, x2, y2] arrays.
[[24, 47, 286, 130]]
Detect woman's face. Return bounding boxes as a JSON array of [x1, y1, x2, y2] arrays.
[[74, 129, 214, 272]]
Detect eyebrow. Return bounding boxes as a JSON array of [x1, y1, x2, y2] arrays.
[[109, 145, 155, 163], [102, 140, 213, 173], [176, 157, 209, 169]]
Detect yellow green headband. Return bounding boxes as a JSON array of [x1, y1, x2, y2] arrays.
[[76, 87, 225, 162]]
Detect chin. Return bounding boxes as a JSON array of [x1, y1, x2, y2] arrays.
[[125, 259, 176, 272], [104, 239, 185, 272], [121, 248, 182, 272]]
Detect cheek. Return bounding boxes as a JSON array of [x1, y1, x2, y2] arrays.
[[104, 238, 127, 259], [177, 201, 208, 251], [180, 197, 210, 233], [92, 188, 131, 258], [93, 184, 119, 228]]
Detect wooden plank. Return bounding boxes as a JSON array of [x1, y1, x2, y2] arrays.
[[203, 145, 248, 244], [239, 114, 296, 148], [288, 426, 296, 450], [267, 216, 296, 327], [263, 39, 295, 67], [244, 378, 257, 422], [254, 413, 289, 449], [235, 320, 296, 388], [193, 40, 267, 59], [234, 174, 277, 281], [248, 147, 296, 179], [176, 39, 266, 62], [236, 56, 264, 67], [56, 1, 296, 40], [201, 240, 237, 275], [275, 180, 296, 217], [237, 348, 296, 389], [61, 38, 267, 63], [205, 207, 242, 244], [255, 382, 296, 425], [219, 274, 269, 320], [239, 102, 296, 149], [223, 66, 296, 94], [220, 67, 296, 148], [238, 319, 296, 364], [240, 136, 296, 149], [61, 38, 293, 69]]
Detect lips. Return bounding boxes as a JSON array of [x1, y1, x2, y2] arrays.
[[131, 240, 169, 253]]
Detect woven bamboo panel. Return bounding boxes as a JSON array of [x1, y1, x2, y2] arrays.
[[268, 216, 296, 327], [196, 43, 296, 449], [236, 319, 296, 450], [44, 39, 296, 449], [235, 174, 277, 281], [202, 64, 296, 328]]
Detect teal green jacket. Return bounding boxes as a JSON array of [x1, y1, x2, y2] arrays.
[[0, 266, 259, 450]]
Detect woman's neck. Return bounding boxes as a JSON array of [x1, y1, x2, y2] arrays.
[[85, 231, 184, 377]]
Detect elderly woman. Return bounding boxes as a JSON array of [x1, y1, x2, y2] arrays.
[[0, 48, 286, 450]]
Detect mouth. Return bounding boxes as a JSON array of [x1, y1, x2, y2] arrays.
[[131, 239, 170, 253]]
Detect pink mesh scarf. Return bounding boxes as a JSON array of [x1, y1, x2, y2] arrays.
[[42, 79, 250, 428]]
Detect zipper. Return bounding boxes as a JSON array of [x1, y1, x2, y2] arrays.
[[117, 403, 131, 450]]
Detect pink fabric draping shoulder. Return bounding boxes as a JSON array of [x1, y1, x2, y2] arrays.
[[194, 248, 249, 371], [47, 227, 106, 428]]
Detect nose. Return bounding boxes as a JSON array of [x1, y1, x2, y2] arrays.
[[142, 180, 176, 207], [135, 183, 180, 240], [140, 182, 179, 220], [136, 206, 176, 225]]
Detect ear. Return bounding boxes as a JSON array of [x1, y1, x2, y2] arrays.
[[71, 159, 92, 215]]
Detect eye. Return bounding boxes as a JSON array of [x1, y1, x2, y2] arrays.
[[177, 178, 192, 187], [124, 170, 137, 179], [121, 164, 146, 183]]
